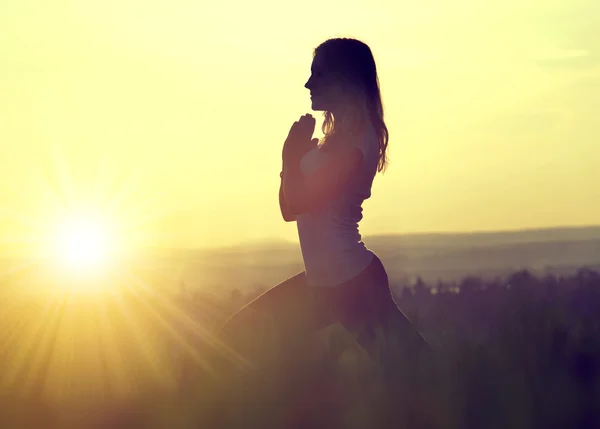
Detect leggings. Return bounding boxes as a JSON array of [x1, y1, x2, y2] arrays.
[[210, 254, 441, 428], [219, 254, 430, 362]]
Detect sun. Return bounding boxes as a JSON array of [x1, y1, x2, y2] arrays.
[[51, 215, 117, 274], [56, 218, 110, 270]]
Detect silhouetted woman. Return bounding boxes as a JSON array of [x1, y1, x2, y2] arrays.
[[213, 38, 439, 429]]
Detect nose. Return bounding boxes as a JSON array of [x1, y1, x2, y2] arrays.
[[304, 76, 312, 90]]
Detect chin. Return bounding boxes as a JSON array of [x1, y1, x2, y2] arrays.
[[310, 101, 326, 112]]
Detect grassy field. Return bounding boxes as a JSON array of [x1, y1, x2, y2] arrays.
[[1, 267, 599, 428]]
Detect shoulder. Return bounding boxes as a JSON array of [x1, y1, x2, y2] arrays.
[[310, 135, 364, 181], [322, 132, 364, 162], [324, 124, 370, 152]]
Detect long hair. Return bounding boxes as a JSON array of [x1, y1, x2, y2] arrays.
[[313, 38, 389, 173]]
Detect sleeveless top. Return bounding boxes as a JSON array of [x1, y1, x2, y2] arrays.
[[296, 123, 379, 287]]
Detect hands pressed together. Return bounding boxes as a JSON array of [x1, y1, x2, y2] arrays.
[[282, 114, 319, 165]]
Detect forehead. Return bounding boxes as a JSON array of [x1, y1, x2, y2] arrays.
[[310, 54, 327, 72]]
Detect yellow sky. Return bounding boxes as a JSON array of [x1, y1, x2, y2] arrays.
[[1, 0, 599, 253]]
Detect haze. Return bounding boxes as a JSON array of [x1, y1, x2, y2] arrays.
[[1, 0, 598, 253]]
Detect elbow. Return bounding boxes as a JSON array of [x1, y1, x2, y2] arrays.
[[281, 208, 296, 222], [284, 190, 304, 215], [280, 204, 297, 222], [286, 197, 301, 216]]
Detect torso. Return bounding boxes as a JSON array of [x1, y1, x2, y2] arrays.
[[296, 123, 379, 287]]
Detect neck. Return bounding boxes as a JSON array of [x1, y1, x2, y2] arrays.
[[331, 102, 368, 135]]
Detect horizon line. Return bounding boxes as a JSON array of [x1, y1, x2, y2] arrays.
[[176, 223, 600, 251]]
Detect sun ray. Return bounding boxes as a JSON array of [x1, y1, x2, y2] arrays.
[[122, 270, 250, 377], [0, 290, 40, 343], [112, 288, 177, 390], [127, 272, 218, 344], [128, 271, 214, 339], [19, 295, 67, 397], [94, 295, 134, 396], [44, 296, 80, 402], [1, 296, 60, 391], [71, 298, 107, 399], [122, 276, 216, 378], [0, 142, 194, 404]]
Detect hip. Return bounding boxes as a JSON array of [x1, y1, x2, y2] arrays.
[[305, 251, 388, 289]]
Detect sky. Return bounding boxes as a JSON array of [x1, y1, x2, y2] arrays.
[[1, 0, 599, 254]]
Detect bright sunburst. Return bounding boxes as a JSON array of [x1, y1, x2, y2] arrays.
[[53, 215, 114, 273], [0, 155, 221, 401]]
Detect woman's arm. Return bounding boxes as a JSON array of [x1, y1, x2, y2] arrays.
[[282, 144, 363, 215], [279, 175, 296, 222], [280, 113, 364, 216]]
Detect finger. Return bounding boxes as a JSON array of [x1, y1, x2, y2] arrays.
[[287, 122, 299, 138], [300, 115, 315, 127]]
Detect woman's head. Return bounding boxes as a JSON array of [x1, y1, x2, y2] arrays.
[[304, 37, 389, 172]]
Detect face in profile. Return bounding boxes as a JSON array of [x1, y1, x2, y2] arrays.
[[304, 54, 348, 113]]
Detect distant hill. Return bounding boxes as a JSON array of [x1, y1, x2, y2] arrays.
[[169, 225, 600, 294], [3, 225, 599, 296], [366, 225, 600, 248]]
